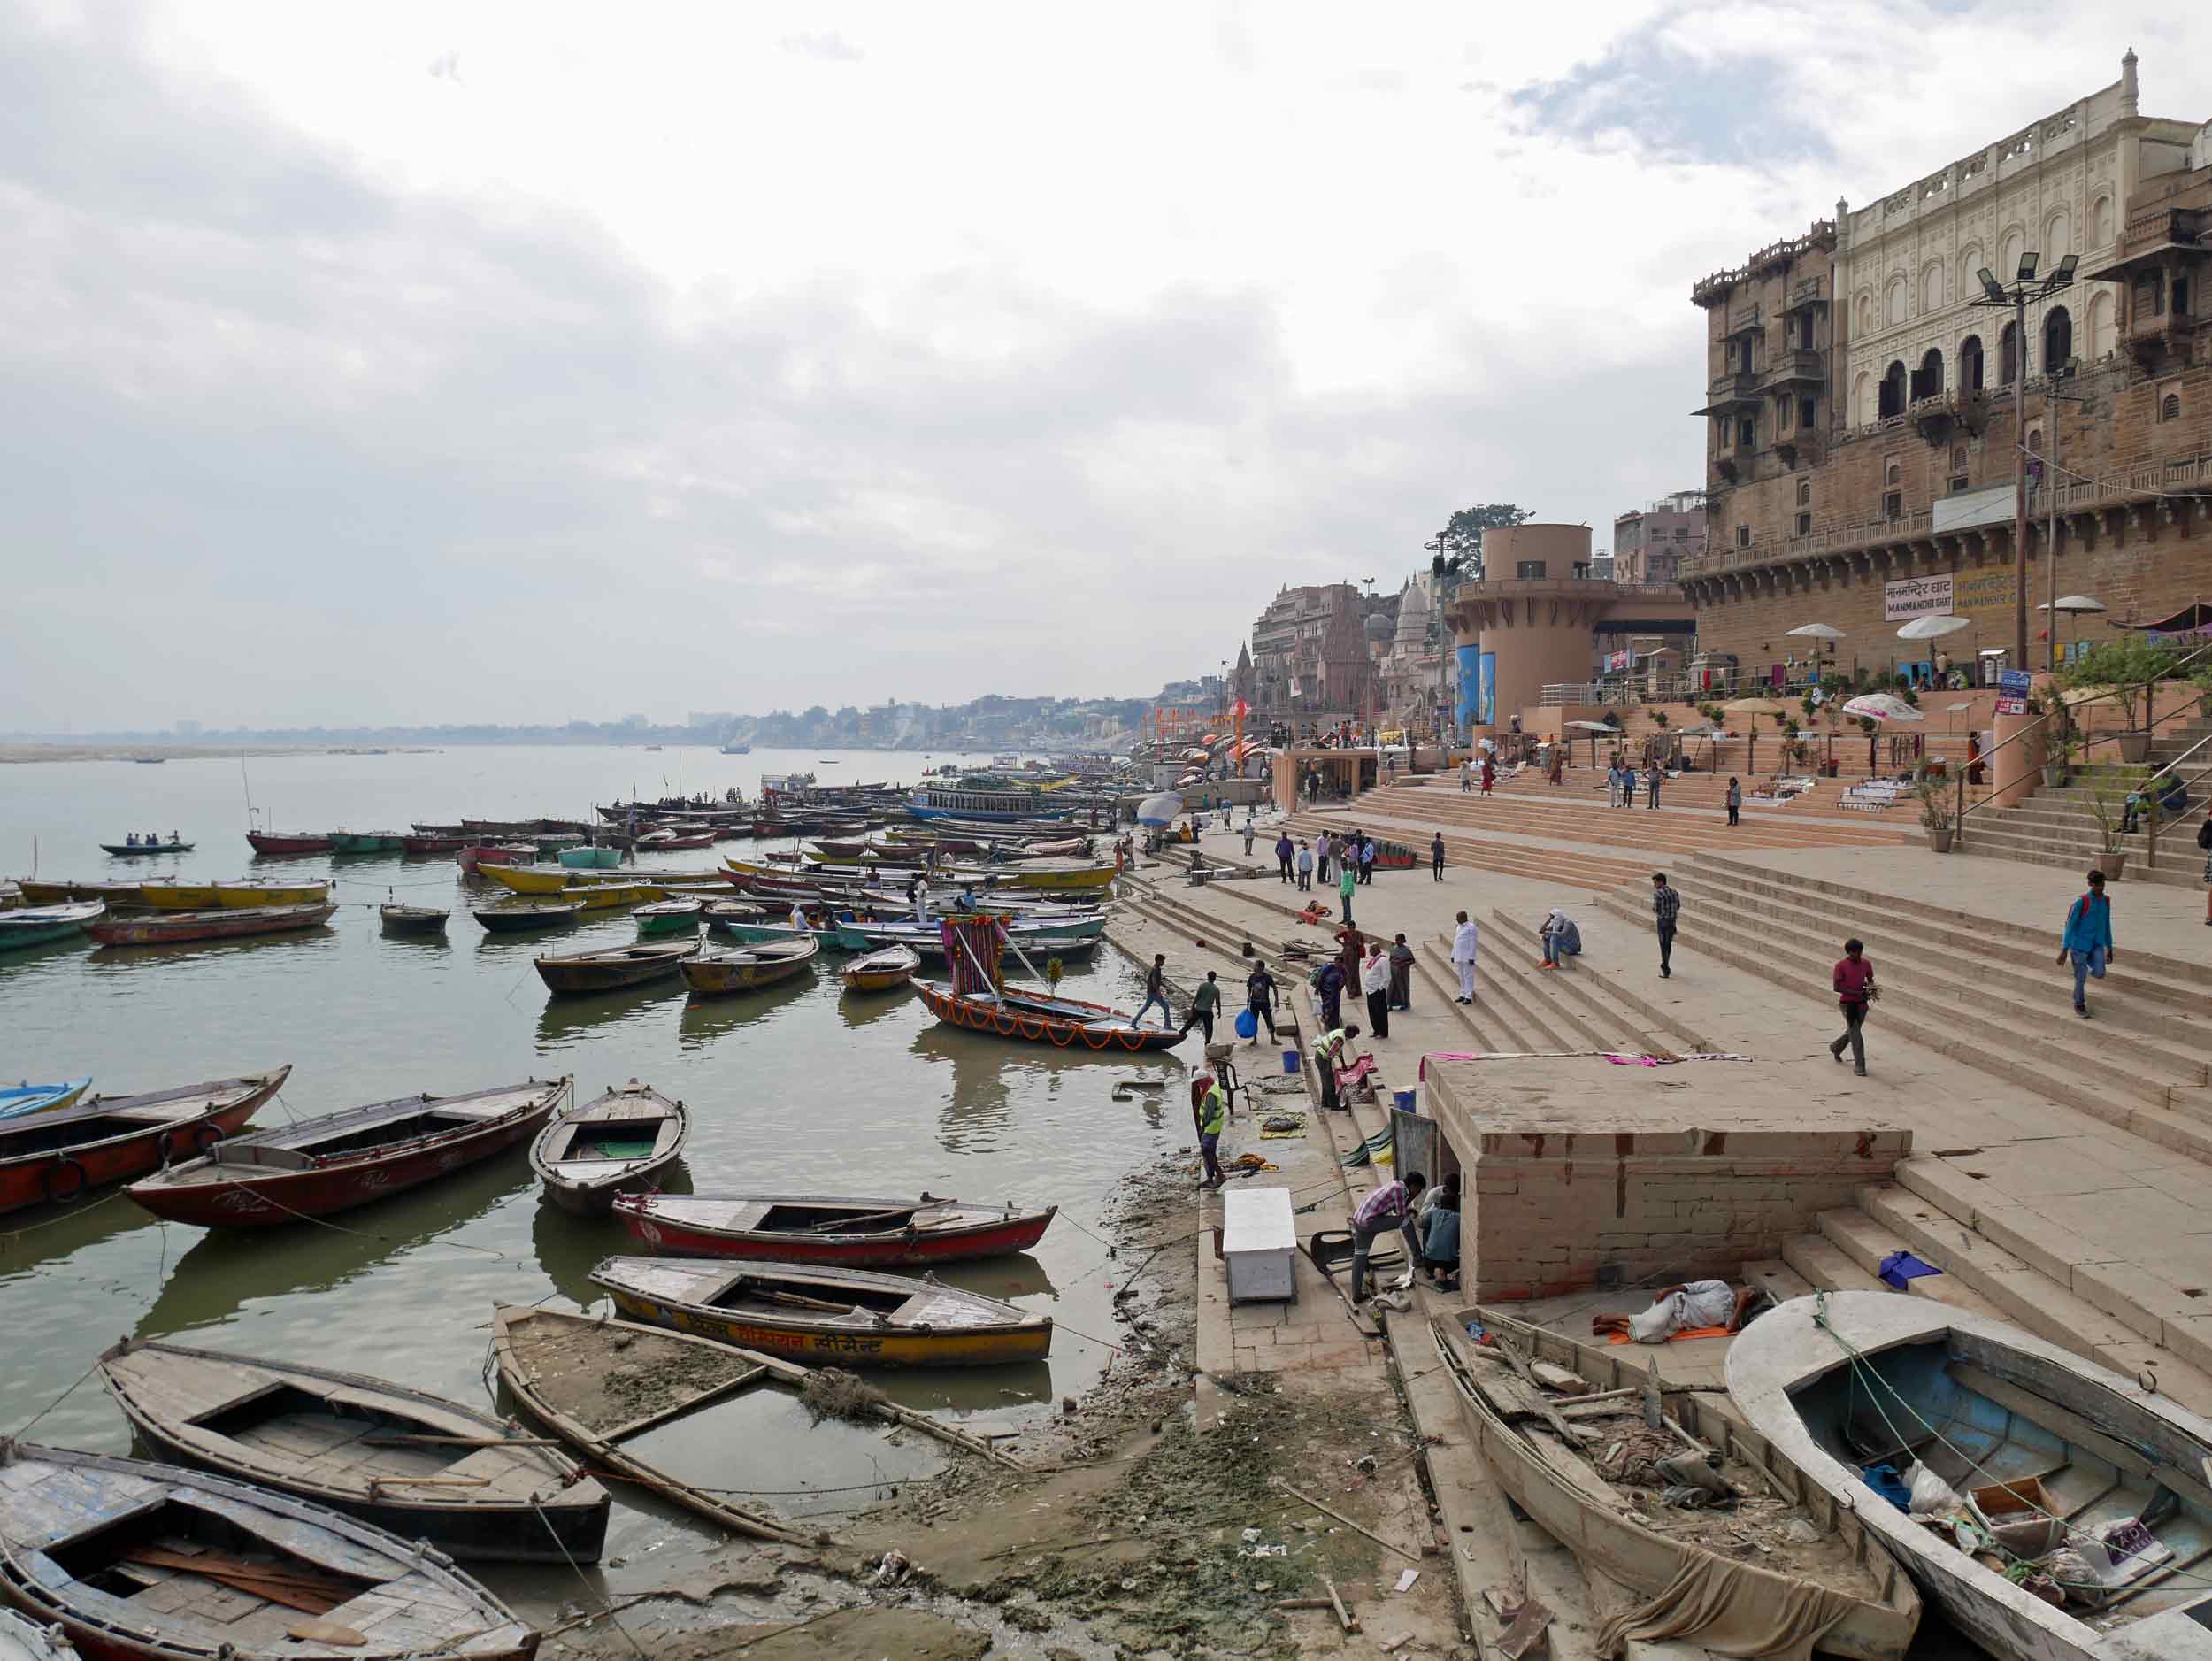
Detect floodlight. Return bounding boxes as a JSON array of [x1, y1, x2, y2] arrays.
[[2055, 252, 2079, 281], [2017, 252, 2039, 280], [1977, 267, 2001, 301]]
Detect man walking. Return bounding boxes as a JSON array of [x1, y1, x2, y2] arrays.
[[1179, 969, 1222, 1044], [1349, 1172, 1427, 1303], [1338, 857, 1357, 927], [1388, 934, 1415, 1011], [1295, 838, 1314, 892], [1194, 1073, 1227, 1189], [1361, 942, 1391, 1039], [1460, 757, 1473, 793], [1651, 873, 1680, 978], [1830, 938, 1875, 1075], [1245, 960, 1279, 1044], [1430, 831, 1446, 881], [1316, 832, 1333, 887], [1725, 776, 1742, 827], [1450, 910, 1479, 1004], [1274, 830, 1294, 883], [1360, 834, 1378, 885], [1242, 818, 1256, 857], [1133, 953, 1172, 1027], [1645, 763, 1663, 810], [2059, 869, 2116, 1019]]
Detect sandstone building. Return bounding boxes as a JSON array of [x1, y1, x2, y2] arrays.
[[1683, 55, 2212, 680]]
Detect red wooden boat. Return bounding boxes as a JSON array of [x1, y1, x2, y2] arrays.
[[638, 830, 718, 851], [613, 1191, 1055, 1266], [916, 980, 1187, 1051], [82, 903, 337, 946], [245, 829, 335, 856], [0, 1068, 288, 1215], [403, 832, 471, 855], [458, 842, 533, 872], [126, 1078, 569, 1227]]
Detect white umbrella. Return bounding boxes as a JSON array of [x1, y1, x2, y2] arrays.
[[1563, 720, 1619, 733], [1895, 614, 1972, 642], [1842, 693, 1924, 723], [2039, 593, 2107, 660], [1721, 697, 1786, 717], [1785, 623, 1846, 640], [1135, 792, 1183, 827]]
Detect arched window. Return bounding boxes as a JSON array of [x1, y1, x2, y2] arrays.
[[2000, 321, 2020, 386], [2088, 291, 2114, 359], [2164, 393, 2183, 422], [1855, 295, 1873, 335], [1886, 277, 1908, 327], [2091, 196, 2115, 247], [1850, 369, 1872, 425], [1878, 360, 1908, 419], [1914, 347, 1945, 401], [1886, 461, 1902, 486], [1922, 262, 1943, 313], [2044, 306, 2073, 373], [1959, 335, 1985, 391]]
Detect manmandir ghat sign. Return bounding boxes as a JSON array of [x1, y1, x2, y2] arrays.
[[1884, 573, 1952, 620]]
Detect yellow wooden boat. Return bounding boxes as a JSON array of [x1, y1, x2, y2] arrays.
[[994, 862, 1117, 892], [481, 864, 726, 897], [561, 882, 658, 912], [141, 880, 331, 911]]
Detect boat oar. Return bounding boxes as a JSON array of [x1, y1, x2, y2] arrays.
[[803, 1207, 923, 1234]]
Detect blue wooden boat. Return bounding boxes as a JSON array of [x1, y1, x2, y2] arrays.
[[0, 904, 104, 951], [0, 1080, 91, 1120], [99, 839, 193, 857], [329, 830, 406, 853], [560, 845, 621, 869]]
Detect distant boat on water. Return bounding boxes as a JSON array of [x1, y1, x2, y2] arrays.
[[721, 741, 752, 754]]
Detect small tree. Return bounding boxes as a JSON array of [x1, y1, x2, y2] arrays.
[[1915, 780, 1955, 838], [2060, 640, 2190, 732]]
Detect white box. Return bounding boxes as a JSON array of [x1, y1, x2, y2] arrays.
[[1222, 1186, 1297, 1303]]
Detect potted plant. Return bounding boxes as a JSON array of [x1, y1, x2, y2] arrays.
[[2084, 784, 2130, 880], [1916, 780, 1955, 853]]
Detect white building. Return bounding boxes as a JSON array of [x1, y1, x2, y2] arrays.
[[1838, 52, 2203, 427]]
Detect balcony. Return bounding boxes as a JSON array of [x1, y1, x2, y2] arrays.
[[1697, 371, 1761, 415], [2127, 309, 2205, 364], [1756, 349, 1824, 390], [1783, 277, 1830, 313]]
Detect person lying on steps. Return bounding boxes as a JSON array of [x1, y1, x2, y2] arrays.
[[1590, 1280, 1768, 1343]]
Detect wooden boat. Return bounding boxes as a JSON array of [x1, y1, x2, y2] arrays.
[[472, 901, 581, 933], [99, 840, 192, 857], [529, 1081, 687, 1216], [702, 899, 773, 930], [83, 903, 337, 946], [481, 862, 716, 896], [633, 897, 704, 936], [0, 904, 104, 951], [557, 845, 620, 870], [11, 880, 142, 908], [96, 1337, 609, 1564], [1728, 1290, 2212, 1661], [615, 1191, 1054, 1267], [534, 940, 698, 996], [0, 1080, 91, 1121], [0, 1068, 287, 1216], [456, 842, 530, 871], [589, 1257, 1052, 1367], [246, 829, 336, 856], [916, 981, 1186, 1051], [679, 937, 819, 998], [401, 832, 469, 856], [377, 903, 447, 934], [0, 1442, 535, 1659], [328, 832, 405, 854], [488, 1307, 816, 1544], [125, 1078, 568, 1227], [637, 829, 718, 851], [141, 880, 330, 911], [0, 1611, 73, 1658], [1440, 1305, 1921, 1661], [557, 882, 657, 913], [841, 944, 921, 992]]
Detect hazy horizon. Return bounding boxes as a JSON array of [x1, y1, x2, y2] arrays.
[[7, 4, 2206, 730]]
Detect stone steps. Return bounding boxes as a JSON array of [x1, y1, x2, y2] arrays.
[[1592, 891, 2212, 1168], [1815, 1206, 2011, 1324], [1364, 786, 1907, 853], [1955, 831, 2206, 888], [1656, 865, 2212, 1051], [1284, 812, 1647, 893]]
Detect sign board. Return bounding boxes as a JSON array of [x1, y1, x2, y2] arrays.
[[1605, 650, 1632, 672], [1932, 481, 2014, 536], [1995, 668, 2032, 715], [1884, 573, 1954, 620], [1955, 565, 2016, 615], [1477, 652, 1496, 727]]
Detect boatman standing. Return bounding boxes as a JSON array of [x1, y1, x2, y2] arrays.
[[1313, 1023, 1360, 1112], [1194, 1073, 1227, 1189], [1450, 911, 1479, 1004]]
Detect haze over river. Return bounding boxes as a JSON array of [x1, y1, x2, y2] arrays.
[[2, 745, 1185, 1609]]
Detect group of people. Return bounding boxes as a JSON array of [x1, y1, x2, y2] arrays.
[[1347, 1171, 1461, 1301], [121, 830, 180, 847], [1607, 757, 1666, 809]]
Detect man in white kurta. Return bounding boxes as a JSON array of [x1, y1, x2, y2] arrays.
[[1449, 911, 1479, 1004]]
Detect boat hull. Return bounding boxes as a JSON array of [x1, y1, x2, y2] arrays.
[[99, 842, 192, 857], [0, 1070, 286, 1217], [83, 903, 337, 946], [403, 833, 471, 856], [917, 981, 1184, 1050], [559, 846, 622, 869], [615, 1196, 1053, 1267], [680, 941, 821, 997], [599, 1282, 1051, 1368], [474, 904, 582, 932], [247, 830, 336, 855], [0, 904, 104, 950], [531, 1086, 687, 1219], [841, 946, 921, 992], [379, 907, 449, 934], [0, 1080, 91, 1119], [535, 942, 698, 995]]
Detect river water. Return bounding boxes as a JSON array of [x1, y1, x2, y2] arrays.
[[1, 745, 1185, 1604]]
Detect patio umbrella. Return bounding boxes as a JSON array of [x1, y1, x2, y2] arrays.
[[1844, 692, 1923, 773], [1785, 623, 1846, 640], [1895, 614, 1972, 641], [1722, 697, 1786, 716], [1563, 719, 1618, 766], [2039, 594, 2107, 662], [1135, 792, 1182, 828]]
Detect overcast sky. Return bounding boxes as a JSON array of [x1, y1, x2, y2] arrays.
[[5, 3, 2205, 729]]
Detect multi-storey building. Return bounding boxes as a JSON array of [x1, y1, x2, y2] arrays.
[[1613, 493, 1709, 585], [1246, 582, 1381, 718], [1682, 56, 2212, 679]]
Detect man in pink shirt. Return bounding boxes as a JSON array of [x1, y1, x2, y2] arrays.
[[1348, 1172, 1427, 1303], [1829, 938, 1876, 1076]]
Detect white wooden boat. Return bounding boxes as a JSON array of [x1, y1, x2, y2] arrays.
[[1439, 1307, 1920, 1659], [528, 1080, 687, 1216], [1727, 1291, 2212, 1660]]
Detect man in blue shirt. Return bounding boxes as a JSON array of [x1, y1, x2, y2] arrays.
[[2058, 869, 2116, 1019]]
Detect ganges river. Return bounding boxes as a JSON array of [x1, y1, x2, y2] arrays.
[[0, 744, 1185, 1611]]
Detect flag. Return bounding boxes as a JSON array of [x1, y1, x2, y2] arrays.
[[1232, 697, 1249, 722]]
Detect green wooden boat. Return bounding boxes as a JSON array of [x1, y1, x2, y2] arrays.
[[634, 898, 705, 936], [0, 902, 105, 951], [329, 831, 406, 853]]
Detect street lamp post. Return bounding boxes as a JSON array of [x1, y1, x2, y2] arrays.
[[1971, 253, 2078, 672], [2043, 367, 2089, 673]]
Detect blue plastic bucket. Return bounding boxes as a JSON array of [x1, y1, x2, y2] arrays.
[[1282, 1049, 1301, 1074], [1393, 1088, 1417, 1114]]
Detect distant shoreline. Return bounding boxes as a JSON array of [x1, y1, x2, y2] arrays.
[[0, 741, 1035, 765]]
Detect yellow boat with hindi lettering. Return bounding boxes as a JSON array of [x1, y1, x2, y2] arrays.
[[140, 880, 332, 911], [138, 882, 221, 911], [560, 882, 659, 912], [588, 1257, 1052, 1368]]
